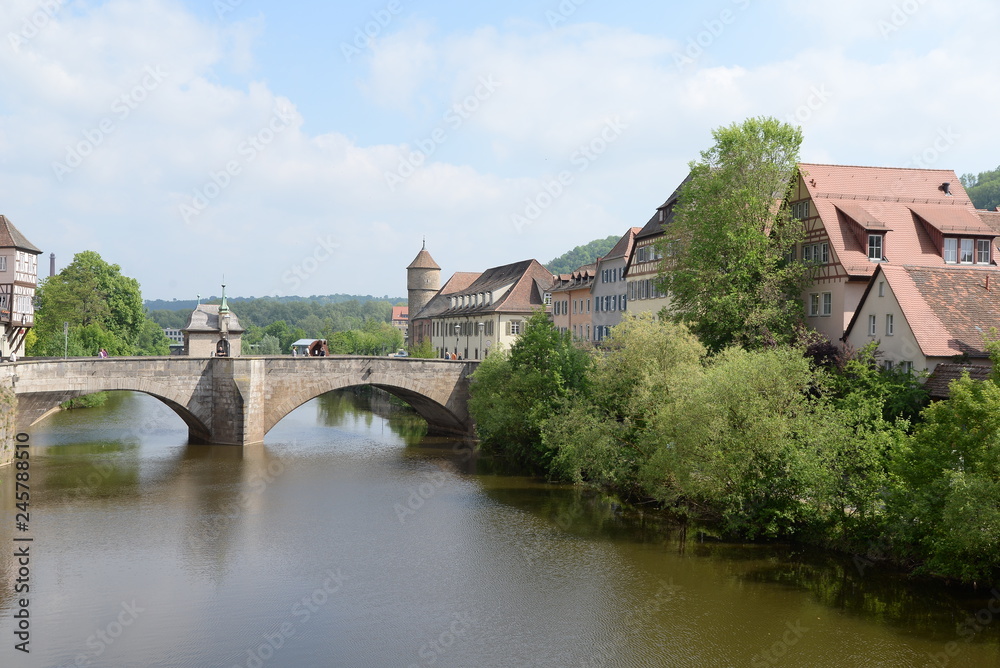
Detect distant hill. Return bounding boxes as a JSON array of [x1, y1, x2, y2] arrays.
[[145, 293, 406, 312], [546, 235, 620, 275], [146, 294, 408, 331], [962, 166, 1000, 212]]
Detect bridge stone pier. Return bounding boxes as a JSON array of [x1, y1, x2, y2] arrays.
[[7, 356, 479, 447]]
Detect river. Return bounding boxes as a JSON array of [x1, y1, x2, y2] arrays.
[[1, 390, 999, 667]]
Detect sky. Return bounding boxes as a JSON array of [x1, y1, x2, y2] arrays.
[[0, 0, 997, 301]]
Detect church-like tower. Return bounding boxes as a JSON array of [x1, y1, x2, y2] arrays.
[[406, 240, 440, 317]]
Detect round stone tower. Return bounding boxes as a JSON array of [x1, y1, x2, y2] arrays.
[[407, 240, 441, 317]]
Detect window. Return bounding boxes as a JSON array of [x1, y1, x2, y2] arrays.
[[886, 314, 894, 336], [978, 239, 991, 264], [809, 294, 820, 317], [543, 292, 552, 306], [0, 256, 6, 271], [883, 360, 894, 371], [944, 238, 958, 263], [868, 234, 883, 261], [792, 200, 810, 219], [820, 243, 829, 263], [878, 281, 885, 298], [803, 244, 813, 264], [900, 361, 913, 374], [509, 320, 522, 336], [822, 293, 832, 317], [868, 314, 876, 336], [960, 238, 974, 264]]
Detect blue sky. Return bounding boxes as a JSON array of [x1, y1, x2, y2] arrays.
[[0, 0, 996, 300]]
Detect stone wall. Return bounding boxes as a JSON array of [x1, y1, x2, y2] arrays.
[[0, 375, 17, 467]]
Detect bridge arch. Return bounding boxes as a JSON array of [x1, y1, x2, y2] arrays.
[[11, 359, 215, 441], [20, 388, 212, 442], [260, 378, 469, 438]]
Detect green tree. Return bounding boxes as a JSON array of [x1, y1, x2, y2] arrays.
[[546, 236, 620, 274], [961, 166, 1000, 212], [891, 374, 1000, 582], [135, 317, 171, 355], [30, 251, 144, 356], [407, 338, 436, 358], [469, 311, 590, 472], [643, 346, 837, 538], [658, 117, 808, 351], [545, 314, 704, 496]]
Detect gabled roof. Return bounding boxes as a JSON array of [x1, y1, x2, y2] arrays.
[[391, 306, 408, 320], [550, 262, 597, 294], [183, 304, 245, 334], [602, 227, 641, 261], [0, 215, 41, 253], [845, 264, 1000, 359], [799, 163, 988, 278], [412, 259, 552, 320], [411, 271, 481, 320], [635, 174, 691, 241], [978, 209, 1000, 234]]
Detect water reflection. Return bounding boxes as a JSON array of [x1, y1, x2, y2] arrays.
[[316, 387, 429, 444]]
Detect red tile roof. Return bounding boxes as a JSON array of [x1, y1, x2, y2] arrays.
[[0, 215, 41, 253], [924, 364, 993, 398], [846, 264, 1000, 358], [800, 163, 990, 278], [391, 306, 408, 321]]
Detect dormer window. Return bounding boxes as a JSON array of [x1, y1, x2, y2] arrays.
[[867, 234, 883, 261], [944, 237, 993, 265]]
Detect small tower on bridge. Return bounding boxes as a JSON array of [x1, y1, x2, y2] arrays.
[[182, 285, 244, 357]]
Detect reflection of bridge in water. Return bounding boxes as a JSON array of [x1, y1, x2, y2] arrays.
[[10, 356, 479, 444]]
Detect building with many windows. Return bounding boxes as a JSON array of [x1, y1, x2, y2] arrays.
[[549, 263, 596, 341], [791, 163, 999, 345], [844, 264, 1000, 374], [0, 215, 41, 359], [625, 177, 687, 317], [591, 227, 639, 342], [408, 246, 552, 359]]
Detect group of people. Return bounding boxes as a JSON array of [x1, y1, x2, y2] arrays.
[[98, 349, 108, 358]]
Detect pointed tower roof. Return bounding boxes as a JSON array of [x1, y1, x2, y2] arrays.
[[407, 239, 440, 269], [219, 283, 230, 314], [0, 215, 41, 253]]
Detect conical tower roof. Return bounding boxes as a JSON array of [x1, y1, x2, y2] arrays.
[[407, 240, 440, 269]]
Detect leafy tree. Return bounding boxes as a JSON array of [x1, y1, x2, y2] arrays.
[[255, 335, 281, 355], [136, 317, 171, 355], [545, 314, 704, 496], [643, 346, 836, 537], [546, 236, 619, 275], [469, 311, 590, 472], [407, 338, 436, 358], [657, 117, 808, 351], [30, 251, 144, 356], [961, 166, 1000, 212]]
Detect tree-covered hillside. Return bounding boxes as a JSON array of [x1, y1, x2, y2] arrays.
[[546, 236, 620, 274], [961, 166, 1000, 211]]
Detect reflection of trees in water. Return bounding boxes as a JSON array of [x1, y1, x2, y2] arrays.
[[482, 479, 1000, 645], [316, 387, 428, 444]]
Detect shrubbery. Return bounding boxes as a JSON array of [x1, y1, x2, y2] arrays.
[[469, 312, 997, 583]]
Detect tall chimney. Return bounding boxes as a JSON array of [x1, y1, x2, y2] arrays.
[[49, 252, 55, 277]]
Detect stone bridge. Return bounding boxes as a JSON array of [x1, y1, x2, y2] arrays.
[[7, 356, 479, 445]]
